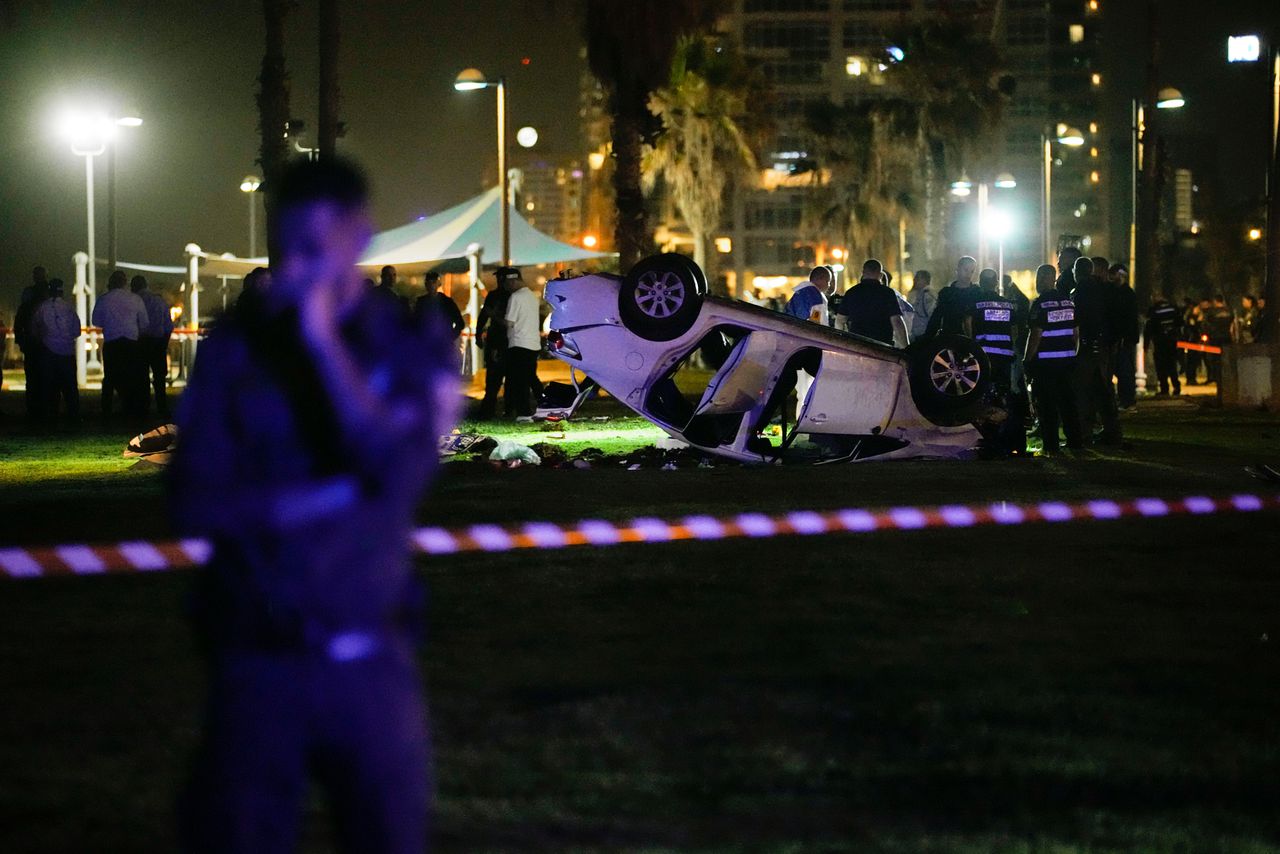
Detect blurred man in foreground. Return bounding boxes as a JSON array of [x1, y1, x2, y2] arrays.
[[171, 157, 460, 853]]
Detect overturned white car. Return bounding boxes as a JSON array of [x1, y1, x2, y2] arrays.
[[543, 254, 997, 463]]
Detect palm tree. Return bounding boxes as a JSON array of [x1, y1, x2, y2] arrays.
[[257, 0, 293, 259], [643, 36, 761, 281], [584, 0, 721, 271], [882, 19, 1009, 269]]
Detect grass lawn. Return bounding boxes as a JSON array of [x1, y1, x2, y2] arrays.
[[1, 389, 1279, 851]]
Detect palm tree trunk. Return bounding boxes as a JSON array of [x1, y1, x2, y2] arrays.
[[257, 0, 291, 260], [318, 0, 340, 160], [611, 104, 649, 272]]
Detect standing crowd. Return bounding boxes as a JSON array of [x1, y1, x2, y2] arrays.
[[10, 265, 173, 428], [783, 246, 1166, 454]]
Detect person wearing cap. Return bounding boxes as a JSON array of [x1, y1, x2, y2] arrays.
[[475, 267, 516, 417], [31, 277, 81, 424], [503, 266, 544, 417], [1105, 260, 1139, 409], [132, 275, 175, 418]]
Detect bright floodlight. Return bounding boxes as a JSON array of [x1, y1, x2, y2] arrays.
[[887, 45, 904, 62], [116, 115, 143, 127], [994, 172, 1017, 189], [516, 126, 538, 148], [454, 68, 489, 91], [58, 109, 116, 155], [951, 173, 973, 196], [1156, 87, 1185, 109], [1057, 127, 1085, 146], [985, 208, 1013, 240], [1228, 34, 1261, 63], [240, 175, 261, 193]]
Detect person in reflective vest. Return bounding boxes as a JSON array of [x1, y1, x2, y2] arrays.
[[970, 268, 1017, 388], [1024, 263, 1083, 454], [1144, 292, 1182, 397]]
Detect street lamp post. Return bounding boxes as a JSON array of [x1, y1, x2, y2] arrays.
[[240, 175, 262, 257], [455, 68, 510, 266], [1042, 125, 1085, 263]]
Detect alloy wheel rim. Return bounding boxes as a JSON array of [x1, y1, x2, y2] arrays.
[[634, 270, 686, 318], [929, 349, 982, 396]]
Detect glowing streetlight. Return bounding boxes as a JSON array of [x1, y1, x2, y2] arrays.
[[984, 208, 1014, 292], [454, 68, 510, 265], [581, 233, 598, 249], [516, 126, 538, 148], [1249, 227, 1263, 241], [240, 175, 262, 257], [994, 172, 1017, 189], [950, 173, 972, 197], [1156, 87, 1186, 109]]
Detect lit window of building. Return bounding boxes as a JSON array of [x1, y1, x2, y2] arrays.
[[1069, 24, 1084, 43], [1090, 171, 1101, 184], [1090, 72, 1102, 86]]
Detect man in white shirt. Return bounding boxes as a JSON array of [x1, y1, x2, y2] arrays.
[[91, 269, 149, 418], [501, 266, 543, 417], [32, 277, 81, 423]]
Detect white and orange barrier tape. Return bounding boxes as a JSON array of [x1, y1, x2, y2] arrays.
[[2, 493, 1276, 580]]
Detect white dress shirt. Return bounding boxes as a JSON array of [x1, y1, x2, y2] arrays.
[[504, 286, 541, 350], [92, 288, 149, 341]]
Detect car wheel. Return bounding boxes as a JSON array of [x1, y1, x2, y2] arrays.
[[618, 253, 706, 341], [906, 334, 991, 426]]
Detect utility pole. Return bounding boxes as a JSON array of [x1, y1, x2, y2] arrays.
[[318, 0, 340, 160], [1134, 0, 1160, 308]]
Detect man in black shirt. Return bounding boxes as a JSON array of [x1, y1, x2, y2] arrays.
[[1106, 262, 1139, 408], [414, 271, 464, 340], [1203, 294, 1234, 384], [1145, 291, 1182, 396], [837, 258, 907, 347], [1056, 246, 1083, 295], [922, 255, 980, 338], [1070, 256, 1122, 445]]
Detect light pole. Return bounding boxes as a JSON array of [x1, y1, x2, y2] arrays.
[[455, 68, 510, 266], [952, 172, 1015, 271], [985, 208, 1013, 294], [240, 175, 262, 257], [1129, 88, 1185, 300], [60, 109, 143, 321], [1042, 125, 1085, 263]]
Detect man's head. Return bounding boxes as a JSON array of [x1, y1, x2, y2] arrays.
[[861, 258, 883, 281], [1199, 297, 1211, 309], [495, 266, 523, 291], [913, 270, 931, 289], [1071, 256, 1094, 283], [881, 270, 894, 288], [1090, 257, 1109, 277], [978, 267, 998, 293], [107, 270, 128, 291], [380, 265, 396, 288], [130, 275, 148, 293], [808, 265, 832, 292], [1109, 263, 1128, 286], [32, 266, 47, 286], [955, 256, 977, 284], [269, 157, 373, 316], [1213, 293, 1226, 306], [1035, 263, 1057, 295], [48, 278, 65, 298], [424, 271, 441, 295], [1058, 246, 1083, 275]]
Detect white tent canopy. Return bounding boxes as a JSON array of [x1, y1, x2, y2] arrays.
[[188, 185, 612, 278]]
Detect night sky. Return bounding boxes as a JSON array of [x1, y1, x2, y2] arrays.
[[0, 0, 1274, 312]]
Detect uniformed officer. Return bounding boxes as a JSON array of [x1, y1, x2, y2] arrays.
[[1024, 263, 1083, 454], [474, 268, 515, 418], [1145, 292, 1182, 396], [970, 268, 1024, 453], [171, 157, 460, 853]]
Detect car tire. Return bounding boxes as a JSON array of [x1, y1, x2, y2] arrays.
[[618, 253, 706, 341], [906, 334, 991, 426]]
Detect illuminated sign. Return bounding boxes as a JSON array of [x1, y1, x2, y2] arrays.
[[1227, 35, 1261, 63]]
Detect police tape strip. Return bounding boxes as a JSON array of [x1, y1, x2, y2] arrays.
[[2, 493, 1277, 580], [1177, 341, 1223, 355]]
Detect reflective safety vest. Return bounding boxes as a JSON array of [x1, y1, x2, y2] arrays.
[[971, 296, 1017, 358], [1148, 300, 1180, 342], [1029, 291, 1077, 361]]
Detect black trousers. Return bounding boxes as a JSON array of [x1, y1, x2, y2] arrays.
[[478, 346, 506, 416], [503, 347, 543, 416], [1029, 360, 1083, 451], [140, 335, 171, 416], [41, 348, 79, 421], [1075, 345, 1121, 441], [102, 338, 144, 418], [1111, 343, 1136, 407], [20, 347, 44, 420], [1152, 340, 1180, 394]]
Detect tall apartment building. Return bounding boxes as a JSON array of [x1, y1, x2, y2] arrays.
[[511, 159, 587, 246], [700, 0, 1111, 296]]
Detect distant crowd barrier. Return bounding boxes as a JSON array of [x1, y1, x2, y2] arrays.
[[2, 493, 1276, 580]]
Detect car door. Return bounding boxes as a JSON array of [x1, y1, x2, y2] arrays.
[[795, 348, 903, 436]]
